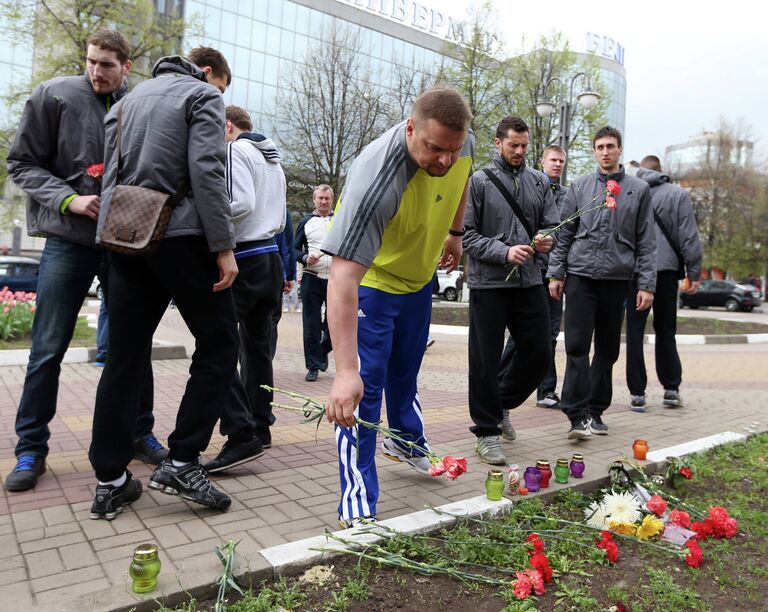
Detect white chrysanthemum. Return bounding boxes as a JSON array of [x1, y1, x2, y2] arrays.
[[602, 491, 642, 524], [584, 500, 610, 529]]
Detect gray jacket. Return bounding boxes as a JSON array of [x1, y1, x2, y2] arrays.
[[96, 56, 234, 252], [547, 166, 657, 292], [7, 74, 128, 246], [637, 168, 702, 281], [463, 155, 559, 289]]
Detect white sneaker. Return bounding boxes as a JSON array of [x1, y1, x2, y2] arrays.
[[339, 515, 377, 529], [381, 438, 432, 475]]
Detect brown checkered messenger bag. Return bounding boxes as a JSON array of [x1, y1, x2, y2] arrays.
[[100, 105, 189, 255]]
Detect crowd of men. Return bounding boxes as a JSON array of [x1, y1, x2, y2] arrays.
[[3, 30, 702, 527]]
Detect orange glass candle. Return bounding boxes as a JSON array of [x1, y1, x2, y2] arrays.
[[633, 439, 649, 460]]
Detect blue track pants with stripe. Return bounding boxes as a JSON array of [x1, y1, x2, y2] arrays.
[[336, 282, 432, 521]]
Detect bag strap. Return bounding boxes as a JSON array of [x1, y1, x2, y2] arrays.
[[652, 210, 685, 270], [482, 168, 534, 241], [115, 104, 190, 207]]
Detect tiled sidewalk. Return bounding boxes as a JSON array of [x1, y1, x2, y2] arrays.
[[0, 309, 766, 610]]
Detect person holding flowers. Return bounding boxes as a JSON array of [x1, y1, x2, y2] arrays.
[[321, 88, 473, 527], [462, 116, 559, 465], [547, 126, 656, 439]]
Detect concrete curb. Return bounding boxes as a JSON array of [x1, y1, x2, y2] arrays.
[[98, 430, 751, 612], [429, 324, 768, 344], [0, 340, 187, 367]]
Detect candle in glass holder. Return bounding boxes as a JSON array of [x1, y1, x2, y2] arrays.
[[536, 460, 552, 488], [485, 469, 505, 501], [523, 466, 542, 492], [554, 458, 570, 484], [129, 543, 161, 593], [569, 453, 585, 478], [507, 464, 521, 495], [633, 439, 649, 460]]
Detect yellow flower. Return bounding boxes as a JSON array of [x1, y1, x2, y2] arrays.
[[636, 515, 664, 540], [608, 521, 637, 536]]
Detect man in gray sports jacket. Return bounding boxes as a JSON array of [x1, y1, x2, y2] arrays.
[[88, 48, 239, 520], [4, 29, 165, 493], [547, 126, 656, 440], [463, 116, 559, 465], [626, 155, 702, 412]]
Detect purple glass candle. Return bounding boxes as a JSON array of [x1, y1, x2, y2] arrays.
[[523, 466, 542, 492], [569, 453, 585, 478]]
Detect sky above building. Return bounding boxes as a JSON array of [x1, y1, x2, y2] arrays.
[[420, 0, 765, 167]]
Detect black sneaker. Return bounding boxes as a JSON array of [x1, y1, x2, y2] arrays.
[[149, 459, 231, 510], [567, 419, 592, 440], [305, 369, 318, 382], [4, 454, 46, 492], [254, 426, 272, 449], [536, 392, 561, 409], [90, 471, 142, 520], [134, 434, 169, 465], [205, 438, 265, 473], [589, 414, 609, 435], [630, 394, 647, 413], [663, 389, 683, 408]]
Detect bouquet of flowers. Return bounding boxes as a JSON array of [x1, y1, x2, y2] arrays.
[[665, 456, 695, 489]]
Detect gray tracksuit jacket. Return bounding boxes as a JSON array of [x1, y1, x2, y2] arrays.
[[636, 168, 702, 281], [463, 154, 559, 289], [7, 74, 128, 246], [547, 166, 657, 292], [96, 56, 234, 252]]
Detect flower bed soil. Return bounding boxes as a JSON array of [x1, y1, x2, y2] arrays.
[[170, 435, 767, 612]]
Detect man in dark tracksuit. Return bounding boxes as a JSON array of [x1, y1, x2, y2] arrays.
[[89, 49, 239, 519], [464, 117, 559, 465], [626, 156, 702, 411], [4, 29, 165, 494], [498, 144, 569, 410], [547, 126, 656, 439]]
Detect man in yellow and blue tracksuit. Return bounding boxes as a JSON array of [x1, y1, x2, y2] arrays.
[[322, 88, 474, 526]]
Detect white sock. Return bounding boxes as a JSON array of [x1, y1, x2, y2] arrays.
[[171, 459, 191, 468], [99, 471, 127, 488]]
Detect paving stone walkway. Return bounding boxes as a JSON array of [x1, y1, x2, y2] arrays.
[[0, 307, 766, 610]]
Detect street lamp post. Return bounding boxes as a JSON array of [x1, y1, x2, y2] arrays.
[[535, 72, 600, 185]]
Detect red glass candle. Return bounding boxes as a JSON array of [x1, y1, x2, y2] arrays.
[[536, 460, 552, 488]]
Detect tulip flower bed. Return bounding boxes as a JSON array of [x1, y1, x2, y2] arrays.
[[166, 433, 767, 612]]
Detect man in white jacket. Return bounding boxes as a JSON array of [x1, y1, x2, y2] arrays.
[[205, 105, 287, 473]]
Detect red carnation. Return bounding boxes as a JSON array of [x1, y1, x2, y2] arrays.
[[685, 539, 704, 568], [605, 195, 617, 210], [513, 571, 533, 599], [527, 533, 545, 554], [529, 552, 553, 582], [525, 568, 545, 596], [596, 531, 619, 563], [646, 495, 668, 516], [86, 163, 104, 178], [669, 509, 691, 529], [679, 467, 693, 479], [606, 179, 621, 195]]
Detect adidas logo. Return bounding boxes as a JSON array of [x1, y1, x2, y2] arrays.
[[357, 309, 366, 318], [435, 194, 443, 203]]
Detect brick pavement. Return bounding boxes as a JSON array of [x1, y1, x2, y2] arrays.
[[0, 307, 766, 610]]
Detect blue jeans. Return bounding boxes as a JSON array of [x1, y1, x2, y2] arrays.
[[95, 292, 108, 362], [14, 238, 153, 458]]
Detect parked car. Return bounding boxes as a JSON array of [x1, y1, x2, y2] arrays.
[[678, 279, 762, 312], [432, 268, 463, 302], [0, 256, 40, 292]]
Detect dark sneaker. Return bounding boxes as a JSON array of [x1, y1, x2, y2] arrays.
[[305, 369, 318, 382], [663, 390, 683, 408], [339, 515, 377, 529], [149, 459, 231, 510], [567, 419, 592, 440], [536, 392, 561, 409], [205, 438, 265, 473], [589, 415, 609, 435], [320, 353, 329, 372], [500, 409, 516, 441], [426, 336, 435, 349], [134, 434, 169, 465], [630, 394, 647, 413], [90, 471, 142, 520], [4, 454, 46, 492], [254, 426, 272, 449]]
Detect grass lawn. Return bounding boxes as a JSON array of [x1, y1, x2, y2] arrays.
[[0, 315, 95, 350]]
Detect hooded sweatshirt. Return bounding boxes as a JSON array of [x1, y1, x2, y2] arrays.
[[226, 132, 287, 248]]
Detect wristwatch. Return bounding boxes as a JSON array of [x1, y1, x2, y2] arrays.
[[448, 226, 466, 237]]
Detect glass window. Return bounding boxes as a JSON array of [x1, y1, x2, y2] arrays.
[[267, 0, 283, 24], [262, 84, 277, 111], [266, 24, 281, 53], [204, 7, 221, 39], [251, 20, 267, 53], [218, 41, 236, 67], [249, 50, 265, 82], [233, 45, 250, 79], [282, 0, 296, 30], [295, 3, 310, 35], [235, 18, 252, 48], [230, 80, 247, 107], [247, 80, 263, 110], [253, 0, 268, 21], [237, 0, 254, 18], [280, 29, 295, 60], [263, 54, 279, 85], [186, 0, 205, 20], [293, 33, 309, 61]]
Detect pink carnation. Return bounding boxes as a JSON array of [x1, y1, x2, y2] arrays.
[[646, 495, 668, 516], [669, 509, 691, 528]]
